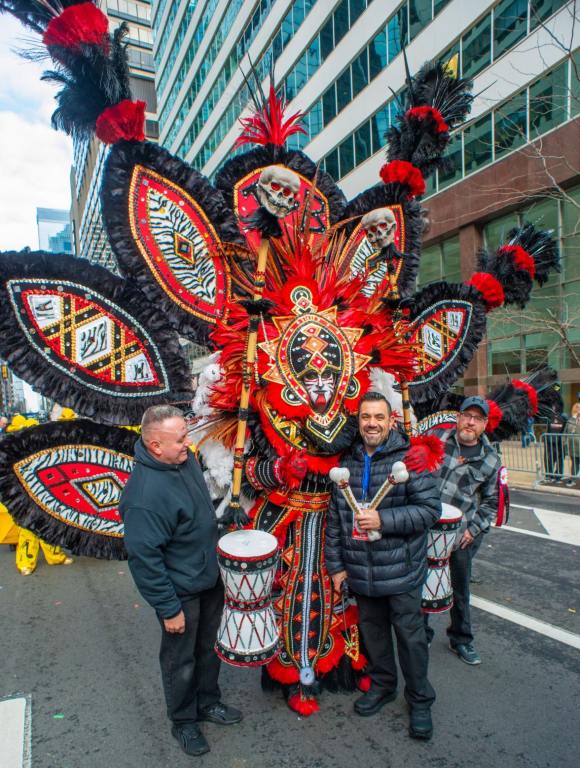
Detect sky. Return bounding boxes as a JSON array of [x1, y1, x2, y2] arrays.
[[0, 17, 73, 251], [0, 17, 74, 409]]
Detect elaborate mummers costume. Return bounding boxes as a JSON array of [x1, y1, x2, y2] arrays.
[[0, 0, 560, 714]]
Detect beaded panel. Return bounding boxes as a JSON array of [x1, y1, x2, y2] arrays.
[[14, 445, 133, 538], [7, 279, 169, 396]]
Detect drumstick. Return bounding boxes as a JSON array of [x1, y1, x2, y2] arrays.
[[329, 467, 382, 542], [368, 461, 409, 510], [329, 462, 409, 542]]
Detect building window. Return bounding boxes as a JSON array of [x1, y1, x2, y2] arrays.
[[494, 90, 527, 158], [529, 61, 568, 138], [349, 0, 366, 25], [336, 68, 352, 113], [320, 16, 334, 61], [322, 85, 337, 125], [461, 12, 491, 79], [369, 28, 387, 79], [529, 0, 568, 30], [352, 49, 369, 97], [354, 121, 371, 165], [463, 114, 492, 175], [438, 134, 463, 188], [387, 5, 408, 64], [493, 0, 527, 60], [325, 148, 339, 179], [409, 0, 432, 41], [339, 135, 355, 177], [434, 0, 452, 13]]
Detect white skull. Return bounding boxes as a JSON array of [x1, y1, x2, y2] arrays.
[[256, 166, 300, 218], [361, 208, 397, 250]]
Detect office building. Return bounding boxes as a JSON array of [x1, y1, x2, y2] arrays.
[[154, 0, 578, 407], [36, 208, 73, 255], [70, 0, 159, 272]]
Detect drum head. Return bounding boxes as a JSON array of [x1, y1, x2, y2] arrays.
[[440, 502, 463, 524], [218, 529, 278, 559]]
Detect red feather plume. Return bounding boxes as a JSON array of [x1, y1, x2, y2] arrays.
[[499, 245, 536, 279], [485, 400, 503, 433], [379, 160, 425, 198], [404, 435, 445, 473], [512, 380, 539, 415], [235, 83, 306, 148], [467, 272, 505, 310], [95, 99, 145, 144], [43, 3, 109, 51], [287, 692, 320, 717], [406, 106, 449, 134]]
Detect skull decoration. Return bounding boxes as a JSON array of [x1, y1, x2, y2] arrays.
[[256, 166, 301, 218], [361, 207, 397, 250]]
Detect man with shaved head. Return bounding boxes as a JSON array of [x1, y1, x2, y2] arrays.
[[120, 405, 242, 757]]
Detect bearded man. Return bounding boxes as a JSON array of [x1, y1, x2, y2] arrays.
[[427, 396, 502, 666]]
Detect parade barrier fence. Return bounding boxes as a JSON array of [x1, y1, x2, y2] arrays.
[[495, 433, 580, 488]]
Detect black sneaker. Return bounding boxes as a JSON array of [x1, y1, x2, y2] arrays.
[[354, 689, 397, 716], [409, 708, 433, 740], [449, 642, 481, 665], [171, 723, 210, 756], [198, 701, 243, 725]]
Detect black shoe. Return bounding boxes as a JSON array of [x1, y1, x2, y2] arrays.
[[198, 701, 243, 725], [354, 689, 397, 716], [409, 708, 433, 740], [449, 642, 481, 665], [171, 723, 210, 756]]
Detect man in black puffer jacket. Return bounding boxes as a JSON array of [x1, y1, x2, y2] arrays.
[[325, 392, 441, 740], [120, 405, 242, 757]]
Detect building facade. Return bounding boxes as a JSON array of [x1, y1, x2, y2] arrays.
[[36, 208, 73, 255], [70, 0, 159, 272], [154, 0, 578, 409]]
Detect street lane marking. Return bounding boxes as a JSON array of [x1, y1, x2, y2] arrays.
[[0, 696, 31, 768], [505, 505, 580, 545], [533, 508, 580, 546], [500, 525, 554, 541], [471, 595, 580, 650]]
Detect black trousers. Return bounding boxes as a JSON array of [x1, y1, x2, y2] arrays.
[[446, 535, 483, 646], [355, 587, 436, 709], [158, 581, 224, 725]]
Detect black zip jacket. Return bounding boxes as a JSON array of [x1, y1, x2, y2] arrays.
[[119, 439, 219, 619], [325, 429, 441, 596]]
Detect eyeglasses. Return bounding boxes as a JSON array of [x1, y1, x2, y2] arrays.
[[459, 412, 486, 424]]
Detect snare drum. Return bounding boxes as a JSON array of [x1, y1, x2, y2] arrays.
[[421, 503, 462, 613], [215, 529, 281, 666]]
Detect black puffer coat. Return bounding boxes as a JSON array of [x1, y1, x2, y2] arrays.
[[325, 429, 441, 596]]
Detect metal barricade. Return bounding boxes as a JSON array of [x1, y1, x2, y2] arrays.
[[540, 432, 580, 486], [493, 440, 543, 486]]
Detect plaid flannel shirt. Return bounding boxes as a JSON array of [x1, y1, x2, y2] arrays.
[[433, 428, 502, 544]]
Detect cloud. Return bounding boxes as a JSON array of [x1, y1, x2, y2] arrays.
[[0, 16, 73, 251]]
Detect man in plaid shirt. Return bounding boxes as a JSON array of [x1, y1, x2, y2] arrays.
[[426, 396, 501, 665]]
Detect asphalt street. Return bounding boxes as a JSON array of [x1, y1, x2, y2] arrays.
[[1, 489, 579, 768]]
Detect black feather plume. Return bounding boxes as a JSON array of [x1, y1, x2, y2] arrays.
[[506, 222, 560, 286], [42, 24, 132, 139], [0, 0, 95, 33], [386, 59, 473, 177]]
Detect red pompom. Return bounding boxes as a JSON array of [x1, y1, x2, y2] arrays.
[[287, 692, 320, 716], [467, 272, 505, 310], [95, 100, 146, 144], [357, 675, 372, 692], [404, 435, 445, 473], [498, 245, 536, 279], [43, 4, 109, 51], [379, 160, 426, 199], [276, 448, 308, 490], [513, 380, 539, 415], [485, 400, 503, 433], [406, 106, 449, 134]]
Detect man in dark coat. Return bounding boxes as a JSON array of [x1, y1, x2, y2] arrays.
[[325, 392, 441, 740], [120, 405, 242, 757]]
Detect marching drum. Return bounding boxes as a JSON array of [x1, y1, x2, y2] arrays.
[[421, 502, 462, 613], [216, 529, 281, 666]]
